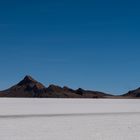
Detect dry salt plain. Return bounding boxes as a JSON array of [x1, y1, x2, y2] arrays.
[[0, 99, 140, 140]]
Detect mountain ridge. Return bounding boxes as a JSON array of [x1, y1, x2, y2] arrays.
[[0, 75, 139, 98], [0, 75, 112, 98]]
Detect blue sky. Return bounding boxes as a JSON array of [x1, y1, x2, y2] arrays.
[[0, 0, 140, 94]]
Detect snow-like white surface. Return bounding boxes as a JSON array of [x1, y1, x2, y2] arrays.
[[0, 98, 140, 115], [0, 99, 140, 140]]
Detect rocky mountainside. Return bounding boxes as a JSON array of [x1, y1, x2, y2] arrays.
[[0, 76, 46, 97], [123, 87, 140, 98], [0, 75, 111, 98]]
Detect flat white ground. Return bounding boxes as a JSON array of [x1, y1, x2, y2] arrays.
[[0, 99, 140, 140]]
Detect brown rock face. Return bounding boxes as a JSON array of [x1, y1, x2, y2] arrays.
[[75, 88, 111, 98], [18, 75, 46, 89], [0, 75, 111, 98], [45, 85, 82, 98], [0, 75, 46, 97]]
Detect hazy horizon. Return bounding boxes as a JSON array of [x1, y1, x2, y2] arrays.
[[0, 0, 140, 95]]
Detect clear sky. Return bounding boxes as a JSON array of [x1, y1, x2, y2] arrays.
[[0, 0, 140, 94]]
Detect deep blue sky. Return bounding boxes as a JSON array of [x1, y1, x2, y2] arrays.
[[0, 0, 140, 94]]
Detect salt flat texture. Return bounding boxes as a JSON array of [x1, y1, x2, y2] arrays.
[[0, 99, 140, 140], [0, 99, 140, 115]]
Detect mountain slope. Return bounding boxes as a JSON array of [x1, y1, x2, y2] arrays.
[[0, 75, 112, 98], [123, 87, 140, 98], [0, 76, 46, 97]]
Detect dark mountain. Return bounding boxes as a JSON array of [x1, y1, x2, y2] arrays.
[[0, 76, 46, 97], [75, 88, 111, 98], [123, 87, 140, 98], [0, 75, 112, 98], [45, 85, 82, 98]]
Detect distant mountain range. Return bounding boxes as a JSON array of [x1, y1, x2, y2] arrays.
[[0, 75, 139, 98], [123, 87, 140, 98]]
